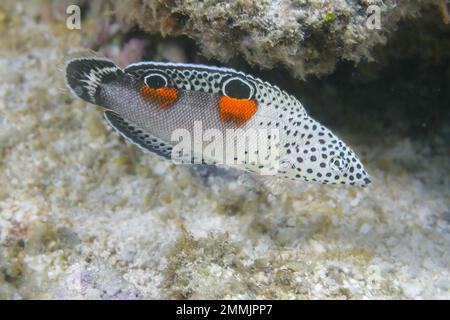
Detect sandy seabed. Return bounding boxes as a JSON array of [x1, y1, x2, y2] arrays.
[[0, 2, 449, 299]]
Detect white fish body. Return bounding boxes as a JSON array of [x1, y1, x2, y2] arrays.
[[65, 57, 371, 187]]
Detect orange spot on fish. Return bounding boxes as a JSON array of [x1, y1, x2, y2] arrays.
[[218, 96, 257, 126], [140, 86, 178, 109]]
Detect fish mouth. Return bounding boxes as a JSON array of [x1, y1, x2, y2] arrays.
[[361, 176, 372, 187]]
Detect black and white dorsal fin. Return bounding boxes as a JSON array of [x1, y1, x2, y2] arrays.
[[103, 110, 173, 161]]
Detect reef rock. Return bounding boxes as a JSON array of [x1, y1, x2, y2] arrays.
[[114, 0, 437, 78]]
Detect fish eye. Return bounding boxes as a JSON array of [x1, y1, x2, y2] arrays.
[[329, 155, 349, 173], [281, 159, 295, 170], [144, 73, 168, 89], [222, 77, 254, 99]]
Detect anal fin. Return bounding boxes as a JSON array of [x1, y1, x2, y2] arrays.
[[103, 110, 173, 161]]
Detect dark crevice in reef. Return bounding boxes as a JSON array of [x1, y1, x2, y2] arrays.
[[291, 57, 449, 145]]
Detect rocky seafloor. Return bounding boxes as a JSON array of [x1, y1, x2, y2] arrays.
[[0, 1, 449, 299]]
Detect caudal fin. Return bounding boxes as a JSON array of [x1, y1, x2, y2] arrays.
[[64, 57, 122, 105]]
